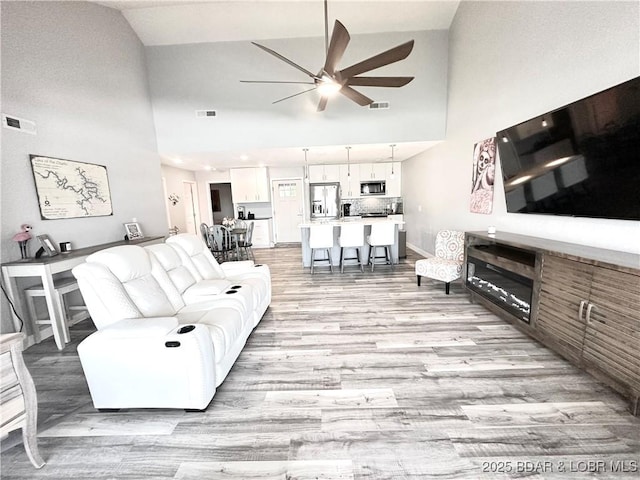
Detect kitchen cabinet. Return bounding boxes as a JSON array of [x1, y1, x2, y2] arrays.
[[309, 164, 340, 183], [339, 164, 360, 198], [359, 162, 388, 180], [465, 231, 640, 415], [230, 167, 270, 203], [251, 219, 272, 247]]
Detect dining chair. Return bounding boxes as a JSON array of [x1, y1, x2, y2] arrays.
[[199, 223, 211, 249], [210, 225, 234, 262], [237, 221, 254, 261]]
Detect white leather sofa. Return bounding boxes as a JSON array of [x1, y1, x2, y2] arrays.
[[166, 234, 271, 327], [72, 237, 271, 410]]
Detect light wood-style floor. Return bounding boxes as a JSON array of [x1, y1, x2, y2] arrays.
[[2, 246, 639, 479]]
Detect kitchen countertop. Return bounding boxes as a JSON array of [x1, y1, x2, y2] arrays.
[[299, 217, 405, 228]]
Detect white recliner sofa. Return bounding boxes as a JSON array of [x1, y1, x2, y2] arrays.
[[72, 237, 271, 411], [166, 233, 271, 326]]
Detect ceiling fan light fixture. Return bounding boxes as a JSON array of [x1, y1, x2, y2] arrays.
[[317, 78, 342, 97]]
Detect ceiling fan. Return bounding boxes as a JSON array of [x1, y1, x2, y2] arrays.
[[241, 0, 415, 112]]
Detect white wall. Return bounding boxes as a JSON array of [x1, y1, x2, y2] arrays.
[[161, 164, 196, 232], [404, 1, 640, 255], [144, 30, 448, 156], [1, 2, 165, 332]]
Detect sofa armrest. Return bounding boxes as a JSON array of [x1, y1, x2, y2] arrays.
[[220, 260, 255, 273], [96, 317, 179, 339], [78, 322, 216, 410]]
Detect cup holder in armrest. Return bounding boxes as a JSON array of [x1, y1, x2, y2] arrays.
[[254, 264, 263, 267], [226, 290, 238, 294], [177, 325, 195, 334], [230, 285, 242, 289]]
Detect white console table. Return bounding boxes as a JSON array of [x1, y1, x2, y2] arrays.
[[1, 236, 164, 349]]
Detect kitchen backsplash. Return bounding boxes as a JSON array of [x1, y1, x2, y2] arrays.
[[342, 197, 403, 215]]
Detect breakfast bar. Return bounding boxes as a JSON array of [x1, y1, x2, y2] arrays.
[[299, 217, 405, 268]]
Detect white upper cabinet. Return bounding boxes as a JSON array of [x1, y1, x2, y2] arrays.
[[359, 162, 388, 181], [309, 164, 340, 183], [230, 167, 270, 203], [339, 164, 360, 198]]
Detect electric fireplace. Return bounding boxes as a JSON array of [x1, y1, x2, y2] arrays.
[[466, 249, 534, 323]]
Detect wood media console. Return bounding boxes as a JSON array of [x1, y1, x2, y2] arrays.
[[464, 231, 640, 415]]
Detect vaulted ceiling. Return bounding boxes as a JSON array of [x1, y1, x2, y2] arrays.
[[96, 1, 461, 170]]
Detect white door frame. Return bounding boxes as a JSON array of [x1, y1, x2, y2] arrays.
[[161, 177, 172, 229], [270, 176, 305, 244], [183, 181, 200, 235]]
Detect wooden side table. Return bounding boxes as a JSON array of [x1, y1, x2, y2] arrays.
[[0, 333, 45, 468]]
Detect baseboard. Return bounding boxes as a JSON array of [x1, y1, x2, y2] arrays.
[[407, 243, 433, 259]]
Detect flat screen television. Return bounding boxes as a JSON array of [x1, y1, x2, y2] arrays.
[[497, 76, 640, 221]]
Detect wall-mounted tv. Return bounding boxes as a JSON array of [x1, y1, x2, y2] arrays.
[[497, 76, 640, 221]]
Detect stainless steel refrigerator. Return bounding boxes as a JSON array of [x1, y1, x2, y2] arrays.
[[310, 183, 340, 219]]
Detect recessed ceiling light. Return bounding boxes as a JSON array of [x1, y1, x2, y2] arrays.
[[240, 154, 249, 161], [173, 158, 183, 164], [204, 165, 212, 171]]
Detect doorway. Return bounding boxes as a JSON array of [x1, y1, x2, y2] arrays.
[[209, 183, 234, 224], [271, 178, 304, 243], [183, 181, 199, 235]]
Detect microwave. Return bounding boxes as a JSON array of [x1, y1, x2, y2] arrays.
[[360, 181, 386, 196]]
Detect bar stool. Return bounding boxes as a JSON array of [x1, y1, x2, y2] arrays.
[[24, 277, 89, 348], [338, 223, 365, 273], [309, 224, 335, 274], [367, 222, 396, 272]]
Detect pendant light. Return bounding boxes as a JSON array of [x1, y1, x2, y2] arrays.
[[303, 148, 309, 183], [390, 144, 396, 179], [345, 146, 351, 177]]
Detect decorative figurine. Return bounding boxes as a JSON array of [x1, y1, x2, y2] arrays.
[[168, 193, 180, 206], [12, 224, 33, 259]]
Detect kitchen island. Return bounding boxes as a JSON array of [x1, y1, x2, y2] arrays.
[[299, 217, 405, 268]]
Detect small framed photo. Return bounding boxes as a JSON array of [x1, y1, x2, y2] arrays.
[[37, 234, 59, 256], [124, 222, 144, 240]]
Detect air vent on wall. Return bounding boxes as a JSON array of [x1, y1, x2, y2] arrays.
[[195, 110, 217, 118], [2, 113, 37, 134], [369, 101, 390, 110]]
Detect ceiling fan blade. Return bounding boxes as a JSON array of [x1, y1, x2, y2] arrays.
[[317, 96, 329, 112], [339, 40, 415, 79], [323, 20, 350, 75], [241, 80, 315, 85], [272, 87, 317, 104], [346, 76, 414, 87], [340, 86, 374, 106], [251, 42, 318, 79]]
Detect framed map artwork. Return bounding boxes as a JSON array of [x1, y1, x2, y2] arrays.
[[29, 155, 113, 220]]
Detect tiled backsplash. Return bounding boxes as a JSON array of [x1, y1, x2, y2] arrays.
[[342, 197, 403, 215]]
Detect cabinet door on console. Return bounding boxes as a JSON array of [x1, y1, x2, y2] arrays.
[[537, 255, 592, 363], [583, 267, 640, 398]]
